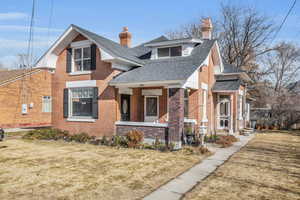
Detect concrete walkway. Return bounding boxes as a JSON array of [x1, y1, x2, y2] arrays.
[[144, 134, 255, 200]]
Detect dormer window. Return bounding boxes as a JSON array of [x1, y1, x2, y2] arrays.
[[157, 46, 182, 58], [74, 46, 91, 71]]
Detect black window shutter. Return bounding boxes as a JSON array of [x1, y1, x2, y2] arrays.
[[90, 44, 97, 70], [92, 87, 99, 119], [63, 88, 69, 118], [66, 48, 72, 73]]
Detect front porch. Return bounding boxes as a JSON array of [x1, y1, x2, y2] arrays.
[[114, 87, 197, 149]]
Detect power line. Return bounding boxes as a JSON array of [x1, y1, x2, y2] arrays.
[[26, 0, 36, 68], [47, 0, 54, 45], [272, 0, 297, 43]]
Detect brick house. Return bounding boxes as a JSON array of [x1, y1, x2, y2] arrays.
[[36, 18, 252, 149], [0, 69, 52, 128]]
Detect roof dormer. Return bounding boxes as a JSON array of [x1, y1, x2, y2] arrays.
[[145, 38, 202, 59]]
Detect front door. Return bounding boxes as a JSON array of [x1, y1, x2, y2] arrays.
[[144, 96, 159, 122], [219, 96, 230, 129], [121, 94, 130, 121]]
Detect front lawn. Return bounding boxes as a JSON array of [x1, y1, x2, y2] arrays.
[[0, 138, 207, 200], [183, 131, 300, 200]]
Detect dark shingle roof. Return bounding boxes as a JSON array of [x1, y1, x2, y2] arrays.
[[223, 63, 244, 73], [110, 39, 216, 84], [212, 79, 241, 91], [0, 69, 40, 85], [72, 25, 144, 65]]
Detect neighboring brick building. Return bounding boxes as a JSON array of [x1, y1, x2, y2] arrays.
[[36, 18, 252, 149], [0, 69, 52, 128]]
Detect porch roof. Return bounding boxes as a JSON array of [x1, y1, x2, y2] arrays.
[[212, 79, 241, 92], [109, 39, 216, 86]]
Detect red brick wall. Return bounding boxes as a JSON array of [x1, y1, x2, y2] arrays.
[[0, 70, 52, 128], [127, 87, 168, 122], [51, 34, 121, 137]]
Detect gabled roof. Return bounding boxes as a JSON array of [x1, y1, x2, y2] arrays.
[[35, 24, 144, 68], [70, 25, 144, 65], [0, 69, 41, 85], [110, 39, 216, 85], [212, 79, 242, 91]]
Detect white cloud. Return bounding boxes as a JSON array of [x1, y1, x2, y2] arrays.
[[0, 25, 63, 32], [0, 37, 56, 49], [0, 12, 28, 20]]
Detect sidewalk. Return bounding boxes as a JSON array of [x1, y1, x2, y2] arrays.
[[144, 134, 255, 200]]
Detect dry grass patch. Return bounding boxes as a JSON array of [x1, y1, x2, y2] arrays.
[[184, 131, 300, 200], [0, 139, 207, 200]]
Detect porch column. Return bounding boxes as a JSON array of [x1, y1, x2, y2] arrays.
[[230, 94, 234, 134], [168, 88, 184, 149]]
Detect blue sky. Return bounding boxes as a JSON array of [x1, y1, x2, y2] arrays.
[[0, 0, 299, 68]]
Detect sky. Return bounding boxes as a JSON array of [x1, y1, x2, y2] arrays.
[[0, 0, 299, 68]]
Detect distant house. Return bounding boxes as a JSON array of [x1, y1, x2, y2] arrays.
[[35, 18, 252, 149], [0, 69, 52, 128]]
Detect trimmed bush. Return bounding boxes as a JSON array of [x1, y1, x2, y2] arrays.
[[126, 130, 144, 148], [216, 135, 238, 148]]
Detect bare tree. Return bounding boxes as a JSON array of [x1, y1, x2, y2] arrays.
[[166, 3, 275, 74], [265, 42, 300, 92], [262, 42, 300, 128]]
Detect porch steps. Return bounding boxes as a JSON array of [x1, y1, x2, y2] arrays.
[[240, 128, 254, 136]]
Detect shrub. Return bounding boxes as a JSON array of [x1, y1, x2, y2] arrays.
[[99, 136, 110, 146], [22, 128, 70, 140], [112, 135, 128, 147], [216, 135, 238, 148], [70, 132, 92, 143], [126, 130, 143, 148]]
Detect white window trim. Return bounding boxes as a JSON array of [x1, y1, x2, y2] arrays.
[[68, 87, 95, 120], [67, 118, 96, 122], [69, 71, 92, 76], [71, 44, 92, 73], [66, 80, 96, 88], [157, 46, 182, 59], [42, 96, 52, 113], [144, 96, 159, 122]]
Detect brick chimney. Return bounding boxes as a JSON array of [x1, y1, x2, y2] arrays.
[[119, 27, 132, 47], [201, 18, 213, 40]]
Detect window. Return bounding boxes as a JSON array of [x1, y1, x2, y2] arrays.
[[144, 96, 159, 122], [146, 97, 158, 116], [184, 89, 189, 118], [73, 46, 91, 71], [157, 46, 182, 58], [42, 96, 52, 113], [70, 88, 94, 117]]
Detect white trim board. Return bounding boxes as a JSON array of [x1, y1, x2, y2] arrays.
[[142, 89, 162, 96], [66, 80, 96, 88]]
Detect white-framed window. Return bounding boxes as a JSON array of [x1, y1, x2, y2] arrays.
[[42, 96, 52, 113], [202, 89, 208, 121], [157, 46, 182, 58], [73, 46, 91, 72], [144, 96, 159, 122], [69, 88, 94, 117], [184, 89, 189, 118]]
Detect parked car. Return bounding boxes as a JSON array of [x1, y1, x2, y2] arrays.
[[0, 128, 4, 141]]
